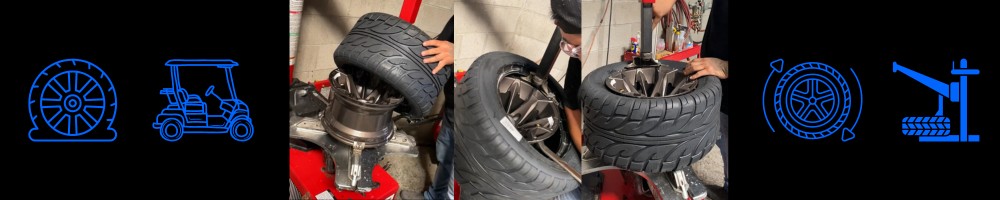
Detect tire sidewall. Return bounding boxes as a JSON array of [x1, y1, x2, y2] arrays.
[[160, 119, 183, 142], [229, 118, 254, 142], [581, 61, 722, 172], [456, 51, 578, 197]]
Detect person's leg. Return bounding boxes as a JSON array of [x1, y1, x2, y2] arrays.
[[718, 113, 729, 192], [425, 108, 455, 199]]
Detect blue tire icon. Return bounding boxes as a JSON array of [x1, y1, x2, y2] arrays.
[[229, 118, 253, 142], [28, 59, 117, 142], [773, 62, 852, 140], [159, 118, 183, 142]]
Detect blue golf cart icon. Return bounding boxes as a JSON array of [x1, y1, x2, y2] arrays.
[[152, 59, 254, 142]]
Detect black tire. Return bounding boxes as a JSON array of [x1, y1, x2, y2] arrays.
[[333, 12, 451, 118], [901, 116, 951, 136], [455, 52, 578, 199], [160, 119, 183, 142], [580, 61, 722, 173], [229, 118, 254, 142]]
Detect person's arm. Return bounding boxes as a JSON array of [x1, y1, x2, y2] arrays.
[[422, 16, 455, 74], [422, 40, 453, 74], [685, 57, 728, 79]]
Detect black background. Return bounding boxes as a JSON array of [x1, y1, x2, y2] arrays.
[[5, 1, 286, 198], [3, 0, 997, 199], [733, 1, 997, 198]]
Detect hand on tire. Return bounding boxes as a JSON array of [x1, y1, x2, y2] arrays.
[[685, 57, 729, 80], [422, 40, 454, 74]]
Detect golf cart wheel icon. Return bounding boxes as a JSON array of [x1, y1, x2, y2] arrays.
[[28, 59, 118, 142], [152, 59, 254, 142]]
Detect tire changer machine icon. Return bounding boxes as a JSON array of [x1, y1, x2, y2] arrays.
[[892, 59, 980, 142]]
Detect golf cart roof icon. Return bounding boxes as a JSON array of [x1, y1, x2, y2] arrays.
[[152, 59, 254, 142]]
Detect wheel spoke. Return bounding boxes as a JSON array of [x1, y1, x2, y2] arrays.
[[41, 101, 62, 108], [55, 114, 70, 133], [45, 109, 64, 124], [795, 103, 810, 119], [790, 96, 806, 112], [810, 79, 818, 94], [517, 117, 557, 142], [52, 76, 69, 93], [46, 84, 64, 99], [66, 73, 75, 93], [84, 97, 104, 106], [77, 78, 95, 93], [84, 81, 99, 97], [70, 114, 78, 135], [815, 92, 834, 102], [790, 93, 809, 102], [82, 107, 100, 126], [819, 100, 834, 117], [76, 114, 93, 131]]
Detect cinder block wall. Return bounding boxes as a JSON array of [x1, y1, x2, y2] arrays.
[[293, 0, 454, 82], [581, 0, 641, 77], [581, 0, 711, 77], [454, 0, 571, 84]]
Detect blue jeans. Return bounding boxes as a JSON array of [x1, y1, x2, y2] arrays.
[[425, 108, 454, 199], [718, 113, 729, 191]]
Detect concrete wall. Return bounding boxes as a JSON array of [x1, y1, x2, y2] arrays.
[[454, 0, 572, 84], [581, 0, 712, 77], [293, 0, 454, 82]]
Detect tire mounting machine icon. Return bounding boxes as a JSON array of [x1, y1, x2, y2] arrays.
[[892, 58, 980, 142]]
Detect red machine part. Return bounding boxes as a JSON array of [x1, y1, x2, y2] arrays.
[[398, 0, 422, 24], [289, 148, 399, 200], [600, 170, 656, 200], [660, 44, 701, 61]]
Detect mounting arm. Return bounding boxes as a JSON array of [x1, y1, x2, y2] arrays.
[[892, 62, 951, 99]]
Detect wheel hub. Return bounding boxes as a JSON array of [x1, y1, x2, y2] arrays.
[[322, 69, 402, 148], [64, 94, 82, 112], [497, 69, 562, 144], [607, 62, 698, 98]]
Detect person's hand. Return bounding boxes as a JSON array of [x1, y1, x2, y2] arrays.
[[685, 57, 728, 79], [421, 40, 453, 74], [651, 0, 677, 26]]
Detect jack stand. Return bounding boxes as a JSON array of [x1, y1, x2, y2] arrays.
[[892, 58, 980, 142]]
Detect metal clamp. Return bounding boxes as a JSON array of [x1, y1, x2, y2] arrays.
[[672, 170, 689, 200], [350, 141, 365, 188]]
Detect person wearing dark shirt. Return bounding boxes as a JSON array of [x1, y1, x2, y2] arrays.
[[682, 0, 729, 196], [421, 16, 455, 200]]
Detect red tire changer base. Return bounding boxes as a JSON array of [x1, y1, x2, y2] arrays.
[[290, 147, 398, 200], [583, 155, 708, 200]]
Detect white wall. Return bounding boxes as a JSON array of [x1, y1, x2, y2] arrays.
[[581, 0, 712, 77], [454, 0, 572, 84], [293, 0, 454, 82]]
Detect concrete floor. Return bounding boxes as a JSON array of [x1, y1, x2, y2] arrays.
[[379, 146, 437, 198], [379, 145, 725, 199], [692, 145, 726, 199], [692, 145, 725, 187]]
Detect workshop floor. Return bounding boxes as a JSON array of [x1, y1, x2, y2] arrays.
[[692, 145, 727, 200], [381, 145, 726, 200], [379, 146, 436, 199]]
